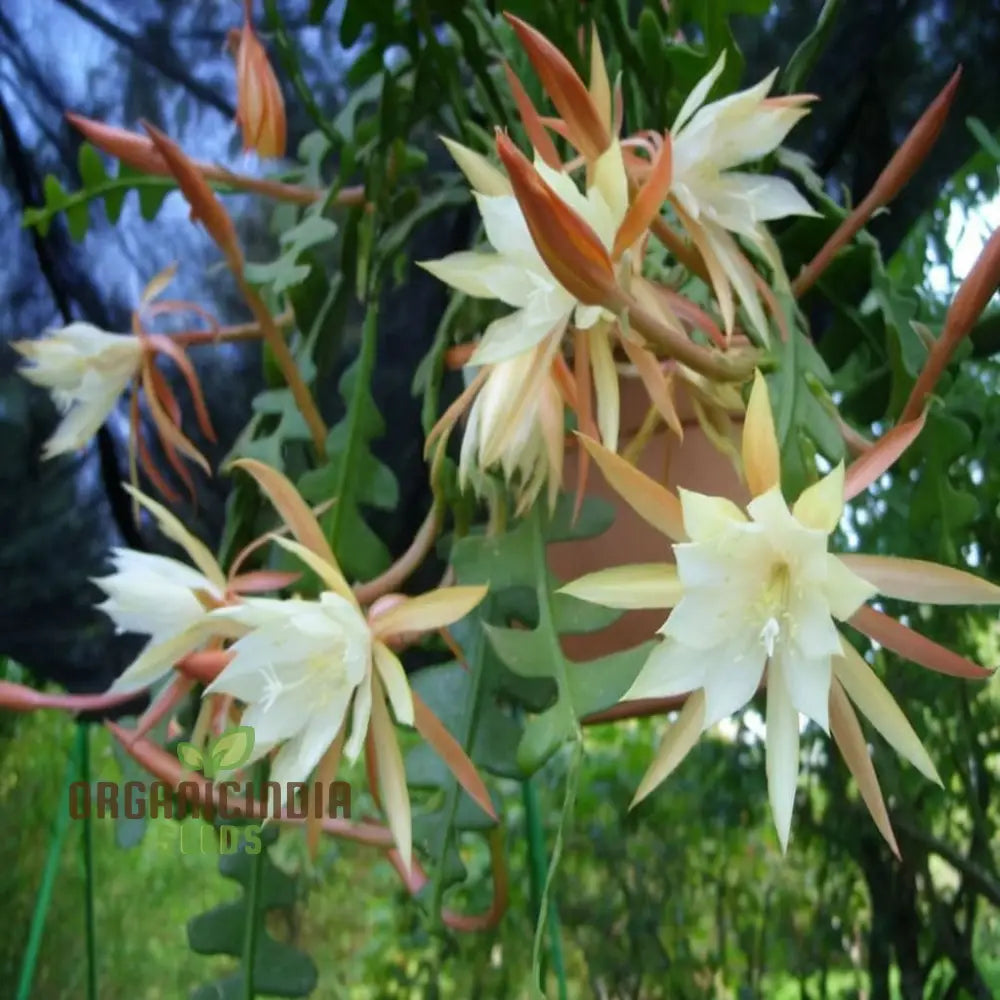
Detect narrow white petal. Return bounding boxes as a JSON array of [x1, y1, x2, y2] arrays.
[[778, 647, 832, 732], [624, 638, 708, 701], [631, 690, 706, 806], [673, 51, 727, 133], [765, 669, 800, 853], [824, 556, 878, 620], [373, 642, 414, 727], [701, 642, 767, 727], [418, 252, 532, 308]]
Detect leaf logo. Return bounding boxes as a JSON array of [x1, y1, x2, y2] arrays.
[[176, 726, 256, 779]]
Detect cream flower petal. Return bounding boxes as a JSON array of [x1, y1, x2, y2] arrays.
[[700, 641, 767, 728], [824, 555, 878, 620], [624, 638, 709, 701], [418, 252, 533, 308], [765, 668, 800, 852], [468, 305, 569, 367], [779, 647, 832, 732], [677, 488, 748, 543]]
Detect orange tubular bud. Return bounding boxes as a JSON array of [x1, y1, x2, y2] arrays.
[[141, 122, 244, 269], [66, 113, 168, 174], [900, 225, 1000, 422], [503, 12, 610, 161], [233, 1, 287, 158], [794, 68, 962, 298], [495, 131, 619, 307]]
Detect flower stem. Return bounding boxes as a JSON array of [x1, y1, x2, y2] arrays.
[[622, 293, 757, 383], [170, 308, 294, 347], [237, 277, 328, 459]]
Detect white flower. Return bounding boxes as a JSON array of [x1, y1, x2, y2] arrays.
[[669, 53, 818, 340], [420, 142, 628, 368], [560, 372, 1000, 854], [97, 486, 230, 694], [206, 594, 375, 790], [624, 478, 876, 848], [12, 322, 142, 458], [459, 338, 565, 514]]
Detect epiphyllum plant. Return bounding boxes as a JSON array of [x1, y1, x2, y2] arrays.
[[562, 372, 1000, 853]]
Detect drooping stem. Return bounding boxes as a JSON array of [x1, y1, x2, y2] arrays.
[[237, 277, 328, 459], [622, 292, 757, 383], [354, 501, 442, 605], [170, 308, 294, 347]]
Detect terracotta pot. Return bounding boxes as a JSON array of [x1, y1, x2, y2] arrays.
[[548, 374, 748, 659]]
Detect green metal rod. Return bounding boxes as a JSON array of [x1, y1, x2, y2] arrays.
[[78, 723, 98, 1000], [14, 740, 78, 1000], [521, 776, 568, 1000]]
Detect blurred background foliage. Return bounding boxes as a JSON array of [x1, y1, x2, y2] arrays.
[[2, 0, 1000, 997]]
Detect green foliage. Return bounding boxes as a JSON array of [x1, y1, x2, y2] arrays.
[[298, 308, 399, 581], [451, 496, 644, 773], [187, 826, 318, 999], [22, 143, 175, 239]]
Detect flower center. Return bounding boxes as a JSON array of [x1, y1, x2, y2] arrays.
[[757, 561, 792, 657]]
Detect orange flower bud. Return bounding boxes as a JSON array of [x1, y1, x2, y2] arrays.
[[66, 113, 169, 175], [495, 130, 618, 308], [141, 122, 244, 270], [233, 1, 287, 159], [504, 12, 610, 162]]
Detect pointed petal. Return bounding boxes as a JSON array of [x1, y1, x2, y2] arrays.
[[370, 675, 413, 873], [588, 325, 619, 451], [829, 678, 900, 857], [228, 570, 301, 594], [844, 410, 927, 501], [577, 433, 687, 541], [620, 337, 684, 438], [372, 641, 414, 727], [122, 484, 225, 590], [765, 671, 799, 853], [742, 369, 781, 497], [419, 252, 533, 308], [469, 306, 567, 367], [834, 639, 941, 785], [677, 488, 747, 543], [230, 458, 338, 566], [593, 140, 630, 231], [559, 564, 682, 609], [269, 535, 355, 604], [504, 13, 610, 160], [589, 25, 612, 133], [107, 621, 212, 694], [412, 691, 496, 820], [502, 62, 561, 169], [849, 605, 993, 678], [625, 639, 707, 701], [792, 462, 844, 533], [614, 134, 672, 258], [344, 673, 372, 763], [839, 554, 1000, 606], [700, 642, 767, 727], [631, 690, 705, 806], [779, 648, 832, 732], [441, 136, 511, 196], [370, 586, 487, 640], [673, 52, 726, 133], [824, 555, 879, 620]]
